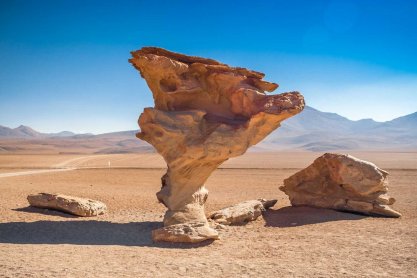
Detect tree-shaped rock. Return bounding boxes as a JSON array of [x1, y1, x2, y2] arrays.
[[129, 47, 305, 243]]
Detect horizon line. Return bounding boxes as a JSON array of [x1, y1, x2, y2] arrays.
[[1, 105, 416, 135]]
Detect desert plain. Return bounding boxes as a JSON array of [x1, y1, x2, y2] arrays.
[[0, 151, 416, 277]]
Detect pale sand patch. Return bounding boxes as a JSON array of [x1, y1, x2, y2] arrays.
[[0, 168, 39, 174], [0, 168, 74, 178]]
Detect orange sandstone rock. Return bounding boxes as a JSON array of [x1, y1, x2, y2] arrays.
[[280, 153, 401, 217], [130, 47, 304, 242]]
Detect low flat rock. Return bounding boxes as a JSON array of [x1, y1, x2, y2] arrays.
[[27, 193, 107, 217], [208, 199, 277, 225], [152, 222, 219, 243], [280, 153, 401, 218]]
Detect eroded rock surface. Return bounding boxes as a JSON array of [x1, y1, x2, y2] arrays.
[[130, 47, 304, 242], [208, 199, 277, 225], [152, 222, 220, 243], [27, 193, 107, 217], [280, 153, 401, 217]]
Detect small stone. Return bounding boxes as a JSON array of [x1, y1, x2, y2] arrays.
[[258, 198, 278, 209], [208, 219, 227, 230], [27, 193, 107, 217]]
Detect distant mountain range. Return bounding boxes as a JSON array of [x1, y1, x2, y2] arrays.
[[258, 106, 417, 151], [1, 106, 416, 153], [0, 125, 79, 138], [0, 126, 148, 154]]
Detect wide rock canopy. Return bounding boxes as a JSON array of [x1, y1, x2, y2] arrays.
[[280, 153, 401, 217], [129, 47, 305, 243]]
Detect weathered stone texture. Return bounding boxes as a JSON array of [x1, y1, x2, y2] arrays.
[[27, 193, 107, 217], [208, 199, 277, 225], [280, 153, 401, 217], [130, 47, 304, 242]]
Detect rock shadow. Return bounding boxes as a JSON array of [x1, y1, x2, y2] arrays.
[[263, 206, 366, 228], [13, 206, 78, 218], [0, 220, 213, 248]]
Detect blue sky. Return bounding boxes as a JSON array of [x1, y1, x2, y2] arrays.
[[1, 0, 416, 133]]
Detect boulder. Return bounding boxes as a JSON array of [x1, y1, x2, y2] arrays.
[[130, 47, 304, 242], [27, 193, 107, 217], [280, 153, 401, 217], [208, 199, 277, 225]]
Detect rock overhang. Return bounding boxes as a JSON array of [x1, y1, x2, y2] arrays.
[[129, 46, 304, 122]]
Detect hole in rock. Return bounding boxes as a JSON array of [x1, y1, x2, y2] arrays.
[[159, 79, 177, 92]]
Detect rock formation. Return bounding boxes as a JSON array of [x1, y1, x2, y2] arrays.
[[129, 47, 305, 242], [280, 153, 401, 217], [27, 193, 107, 217], [208, 199, 277, 225], [152, 222, 220, 243]]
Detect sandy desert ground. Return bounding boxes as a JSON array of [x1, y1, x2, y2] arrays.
[[0, 151, 416, 277]]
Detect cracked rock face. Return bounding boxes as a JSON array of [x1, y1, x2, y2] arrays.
[[129, 47, 305, 243], [280, 153, 401, 217]]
